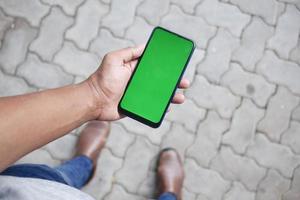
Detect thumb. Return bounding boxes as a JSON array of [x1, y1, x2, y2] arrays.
[[116, 44, 145, 63]]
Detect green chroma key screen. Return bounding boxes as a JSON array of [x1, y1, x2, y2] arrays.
[[119, 27, 194, 128]]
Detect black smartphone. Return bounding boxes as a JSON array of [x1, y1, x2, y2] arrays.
[[118, 27, 195, 128]]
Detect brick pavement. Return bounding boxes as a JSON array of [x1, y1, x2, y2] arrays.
[[0, 0, 300, 199]]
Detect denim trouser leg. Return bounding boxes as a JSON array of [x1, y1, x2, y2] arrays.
[[0, 155, 93, 189], [158, 192, 177, 200], [2, 157, 179, 198]]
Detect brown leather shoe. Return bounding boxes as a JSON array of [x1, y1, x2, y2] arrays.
[[76, 121, 110, 168], [157, 148, 184, 199]]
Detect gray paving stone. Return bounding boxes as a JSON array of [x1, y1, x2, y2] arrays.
[[197, 29, 239, 83], [292, 105, 300, 121], [115, 137, 158, 193], [30, 7, 73, 61], [101, 0, 111, 4], [268, 5, 300, 59], [54, 41, 99, 77], [102, 0, 140, 37], [246, 134, 300, 178], [256, 169, 290, 200], [40, 0, 84, 16], [147, 153, 160, 172], [137, 0, 170, 25], [166, 99, 206, 132], [223, 99, 264, 154], [211, 147, 266, 190], [73, 75, 85, 84], [0, 69, 34, 96], [125, 17, 154, 45], [258, 87, 299, 142], [17, 54, 73, 89], [187, 111, 230, 167], [230, 0, 284, 25], [2, 1, 300, 199], [184, 159, 231, 200], [186, 75, 241, 119], [196, 0, 251, 37], [118, 118, 171, 145], [90, 29, 133, 59], [232, 17, 274, 71], [106, 123, 135, 158], [66, 0, 108, 49], [221, 63, 276, 107], [283, 166, 300, 200], [82, 149, 123, 200], [161, 5, 217, 49], [161, 123, 194, 158], [0, 19, 37, 74], [224, 182, 255, 200], [184, 48, 205, 84], [44, 134, 77, 160], [0, 9, 13, 48], [257, 51, 300, 95], [279, 0, 300, 10], [290, 40, 300, 65], [197, 194, 209, 200], [182, 188, 197, 200], [0, 0, 49, 27], [105, 184, 143, 200], [170, 0, 202, 14], [16, 149, 60, 167], [281, 121, 300, 154], [137, 171, 157, 199]]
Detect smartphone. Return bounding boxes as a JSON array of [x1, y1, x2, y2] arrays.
[[118, 27, 195, 128]]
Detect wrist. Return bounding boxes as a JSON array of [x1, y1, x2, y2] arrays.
[[82, 76, 108, 120]]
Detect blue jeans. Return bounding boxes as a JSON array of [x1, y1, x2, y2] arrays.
[[0, 156, 177, 199], [158, 192, 177, 200], [0, 155, 93, 189]]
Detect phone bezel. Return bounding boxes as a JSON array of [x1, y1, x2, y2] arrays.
[[118, 26, 195, 128]]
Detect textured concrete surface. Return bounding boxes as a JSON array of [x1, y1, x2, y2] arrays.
[[0, 0, 300, 199]]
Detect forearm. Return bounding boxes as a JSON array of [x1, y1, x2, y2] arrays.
[[0, 81, 100, 171]]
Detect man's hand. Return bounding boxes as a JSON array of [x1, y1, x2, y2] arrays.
[[86, 45, 190, 121], [0, 45, 190, 170]]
